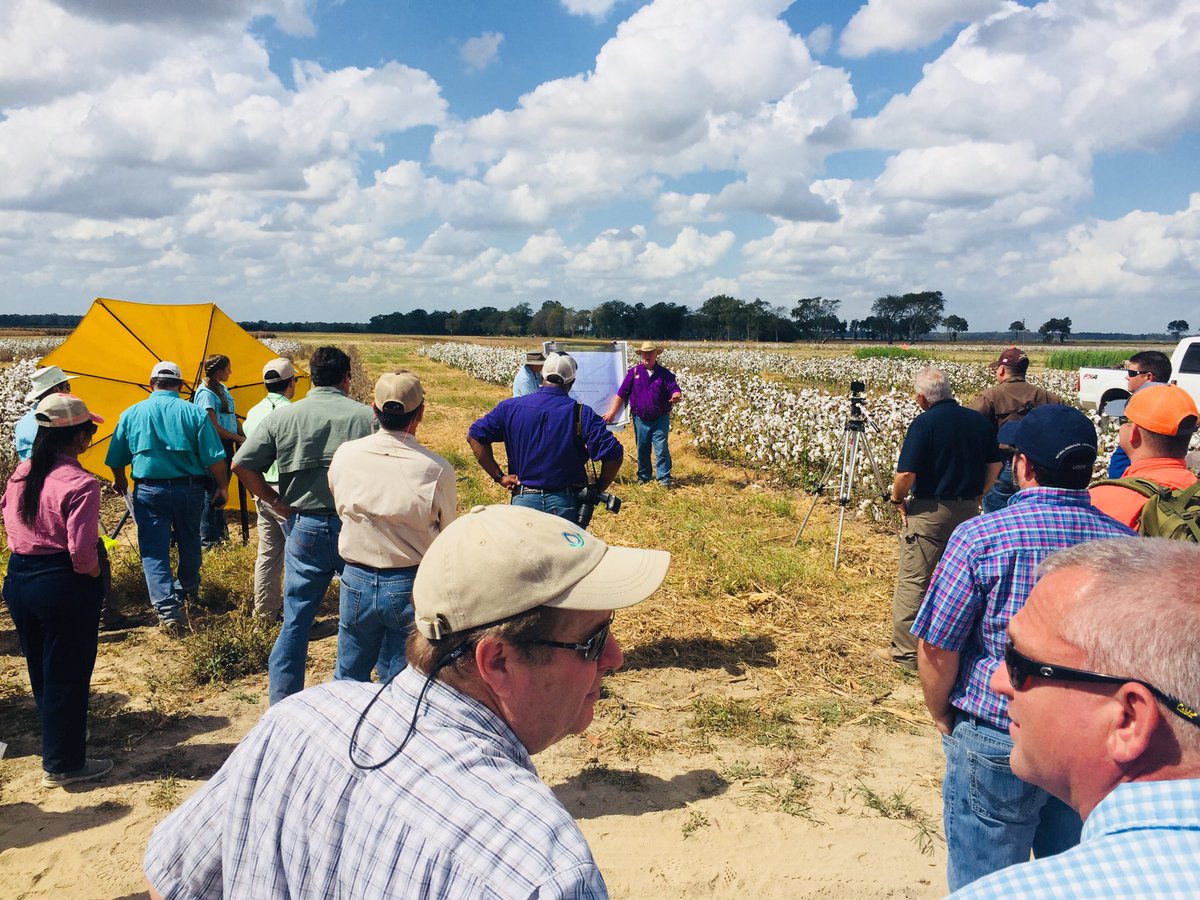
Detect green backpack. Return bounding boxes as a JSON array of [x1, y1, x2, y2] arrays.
[[1093, 477, 1200, 541]]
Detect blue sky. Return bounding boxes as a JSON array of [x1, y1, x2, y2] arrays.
[[0, 0, 1197, 332]]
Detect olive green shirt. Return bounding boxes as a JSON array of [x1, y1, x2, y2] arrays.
[[233, 387, 374, 513]]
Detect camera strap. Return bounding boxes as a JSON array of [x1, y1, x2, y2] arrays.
[[573, 401, 587, 455]]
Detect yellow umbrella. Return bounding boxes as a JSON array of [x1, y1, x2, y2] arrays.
[[39, 297, 309, 532]]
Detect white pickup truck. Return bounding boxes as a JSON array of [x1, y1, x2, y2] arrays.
[[1078, 337, 1200, 411]]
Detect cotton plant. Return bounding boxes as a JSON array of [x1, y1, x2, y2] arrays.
[[0, 356, 40, 476]]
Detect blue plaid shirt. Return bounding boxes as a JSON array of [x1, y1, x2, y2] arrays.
[[952, 779, 1200, 898], [145, 667, 608, 898], [912, 488, 1135, 728]]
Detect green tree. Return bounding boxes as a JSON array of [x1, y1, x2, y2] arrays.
[[942, 314, 969, 341], [791, 296, 843, 340], [870, 291, 945, 341], [1168, 319, 1190, 339], [1038, 317, 1073, 343], [1008, 319, 1026, 342]]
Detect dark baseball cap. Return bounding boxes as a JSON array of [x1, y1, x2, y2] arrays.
[[998, 405, 1097, 472], [992, 347, 1028, 369]]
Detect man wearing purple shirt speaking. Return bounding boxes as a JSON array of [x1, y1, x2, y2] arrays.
[[603, 342, 682, 487]]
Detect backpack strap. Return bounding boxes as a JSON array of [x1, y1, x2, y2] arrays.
[[1090, 476, 1168, 499]]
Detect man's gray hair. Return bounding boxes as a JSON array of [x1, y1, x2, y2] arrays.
[[913, 368, 952, 404], [1039, 538, 1200, 752]]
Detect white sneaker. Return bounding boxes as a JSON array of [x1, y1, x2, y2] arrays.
[[42, 757, 113, 788]]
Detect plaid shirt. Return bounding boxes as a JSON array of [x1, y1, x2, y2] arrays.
[[952, 779, 1200, 898], [145, 668, 607, 899], [912, 488, 1135, 728]]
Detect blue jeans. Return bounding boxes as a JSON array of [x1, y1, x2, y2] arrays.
[[512, 488, 580, 523], [200, 451, 232, 546], [335, 563, 417, 684], [634, 414, 672, 483], [132, 480, 205, 623], [268, 513, 343, 705], [982, 457, 1017, 514], [3, 552, 103, 773], [942, 714, 1082, 891]]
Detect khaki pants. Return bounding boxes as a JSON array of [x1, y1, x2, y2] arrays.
[[254, 499, 287, 623], [891, 498, 979, 666]]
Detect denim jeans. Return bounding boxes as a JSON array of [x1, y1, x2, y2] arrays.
[[512, 488, 580, 524], [268, 512, 343, 705], [942, 713, 1082, 891], [200, 453, 232, 547], [3, 552, 103, 773], [334, 562, 417, 684], [982, 457, 1017, 514], [633, 414, 672, 483], [132, 480, 205, 623]]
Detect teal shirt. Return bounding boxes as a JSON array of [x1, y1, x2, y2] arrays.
[[233, 387, 373, 513], [14, 407, 38, 461], [104, 390, 226, 480], [242, 392, 291, 484], [193, 383, 238, 436]]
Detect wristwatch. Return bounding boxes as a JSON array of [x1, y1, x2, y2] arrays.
[[889, 497, 904, 505]]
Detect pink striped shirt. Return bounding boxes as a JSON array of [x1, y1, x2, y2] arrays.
[[1, 456, 101, 574]]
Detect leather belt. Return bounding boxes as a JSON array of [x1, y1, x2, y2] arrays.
[[138, 475, 207, 486]]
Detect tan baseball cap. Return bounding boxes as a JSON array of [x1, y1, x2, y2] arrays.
[[374, 371, 424, 413], [413, 504, 670, 640], [35, 393, 103, 428], [262, 357, 296, 383]]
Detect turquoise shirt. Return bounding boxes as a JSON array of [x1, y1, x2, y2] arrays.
[[193, 383, 238, 436], [234, 387, 373, 513], [104, 390, 226, 480], [14, 407, 38, 461]]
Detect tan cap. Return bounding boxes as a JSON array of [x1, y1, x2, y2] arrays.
[[636, 341, 661, 354], [413, 504, 670, 640], [542, 352, 577, 385], [35, 393, 103, 428], [24, 365, 77, 404], [525, 350, 546, 365], [150, 360, 182, 380], [374, 371, 424, 413], [262, 357, 296, 383]]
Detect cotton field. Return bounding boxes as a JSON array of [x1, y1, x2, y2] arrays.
[[419, 341, 1118, 519]]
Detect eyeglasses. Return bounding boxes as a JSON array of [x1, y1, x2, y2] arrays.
[[1004, 641, 1200, 727], [1125, 369, 1151, 378], [530, 614, 613, 662]]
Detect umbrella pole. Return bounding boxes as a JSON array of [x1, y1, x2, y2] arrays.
[[239, 482, 249, 545]]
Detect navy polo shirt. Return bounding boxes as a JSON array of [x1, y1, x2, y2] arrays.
[[896, 399, 1001, 499], [468, 387, 623, 490]]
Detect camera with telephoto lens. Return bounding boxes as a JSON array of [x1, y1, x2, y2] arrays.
[[576, 483, 621, 529]]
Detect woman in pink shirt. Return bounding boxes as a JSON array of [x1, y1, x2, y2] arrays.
[[1, 393, 111, 788]]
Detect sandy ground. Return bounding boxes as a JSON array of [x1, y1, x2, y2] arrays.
[[1, 614, 947, 899]]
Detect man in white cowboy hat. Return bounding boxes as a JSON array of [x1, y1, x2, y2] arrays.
[[603, 341, 683, 487], [14, 365, 77, 461], [145, 504, 670, 899]]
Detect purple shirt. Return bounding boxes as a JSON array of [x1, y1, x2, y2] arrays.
[[1, 456, 101, 573], [912, 487, 1135, 729], [616, 364, 680, 421], [468, 387, 623, 490]]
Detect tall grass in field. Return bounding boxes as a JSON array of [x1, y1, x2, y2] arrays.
[[1046, 349, 1136, 370], [853, 347, 930, 361]]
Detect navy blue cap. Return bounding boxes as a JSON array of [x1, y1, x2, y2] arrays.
[[997, 404, 1097, 472]]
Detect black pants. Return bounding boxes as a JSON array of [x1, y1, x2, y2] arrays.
[[3, 551, 103, 773]]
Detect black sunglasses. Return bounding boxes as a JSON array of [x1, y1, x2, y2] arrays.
[[1125, 368, 1151, 378], [1004, 642, 1200, 728], [531, 614, 613, 662]]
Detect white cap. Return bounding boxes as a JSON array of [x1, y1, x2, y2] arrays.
[[151, 361, 183, 380], [542, 352, 577, 386], [413, 505, 670, 640], [262, 357, 296, 384]]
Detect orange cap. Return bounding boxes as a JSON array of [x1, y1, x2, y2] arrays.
[[1125, 384, 1199, 436]]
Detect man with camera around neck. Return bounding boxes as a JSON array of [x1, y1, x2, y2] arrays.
[[468, 352, 623, 525]]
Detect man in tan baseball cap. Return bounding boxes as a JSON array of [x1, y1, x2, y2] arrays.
[[326, 370, 457, 685], [144, 504, 668, 898]]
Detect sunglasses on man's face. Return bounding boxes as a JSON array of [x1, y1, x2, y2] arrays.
[[1125, 369, 1151, 378], [531, 614, 614, 662], [1004, 641, 1200, 727]]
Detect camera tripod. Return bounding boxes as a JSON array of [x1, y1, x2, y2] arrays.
[[793, 389, 890, 568]]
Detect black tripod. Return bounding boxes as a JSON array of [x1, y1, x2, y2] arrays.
[[793, 382, 890, 568]]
